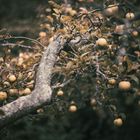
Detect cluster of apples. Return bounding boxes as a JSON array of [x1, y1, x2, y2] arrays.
[[0, 50, 39, 103]]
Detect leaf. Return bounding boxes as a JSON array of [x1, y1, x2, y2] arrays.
[[53, 8, 61, 14], [109, 104, 117, 112], [127, 75, 139, 85], [119, 113, 126, 120]]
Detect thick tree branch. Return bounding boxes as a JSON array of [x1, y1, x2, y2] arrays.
[[0, 34, 65, 129]]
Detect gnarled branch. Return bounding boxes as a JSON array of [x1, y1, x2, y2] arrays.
[[0, 34, 65, 129]]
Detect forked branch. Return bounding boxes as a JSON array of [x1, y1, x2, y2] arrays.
[[0, 34, 65, 129]]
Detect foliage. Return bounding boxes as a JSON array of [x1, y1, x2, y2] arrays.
[[39, 0, 140, 121]]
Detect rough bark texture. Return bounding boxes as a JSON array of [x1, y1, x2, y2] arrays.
[[0, 34, 64, 129]]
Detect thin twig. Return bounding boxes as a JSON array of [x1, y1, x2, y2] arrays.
[[1, 36, 46, 48], [52, 79, 72, 89], [0, 43, 34, 49]]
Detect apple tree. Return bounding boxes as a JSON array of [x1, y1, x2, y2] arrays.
[[0, 0, 140, 130]]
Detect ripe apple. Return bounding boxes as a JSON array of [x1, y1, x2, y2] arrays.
[[119, 81, 131, 90]]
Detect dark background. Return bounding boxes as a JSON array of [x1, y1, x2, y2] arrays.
[[0, 0, 48, 37]]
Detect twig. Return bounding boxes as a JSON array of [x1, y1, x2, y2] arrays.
[[0, 43, 34, 49], [52, 79, 72, 89], [1, 36, 46, 48]]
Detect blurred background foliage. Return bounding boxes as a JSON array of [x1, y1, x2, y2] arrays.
[[0, 0, 140, 140], [0, 0, 47, 37]]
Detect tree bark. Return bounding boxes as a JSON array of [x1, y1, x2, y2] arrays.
[[0, 34, 64, 129]]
